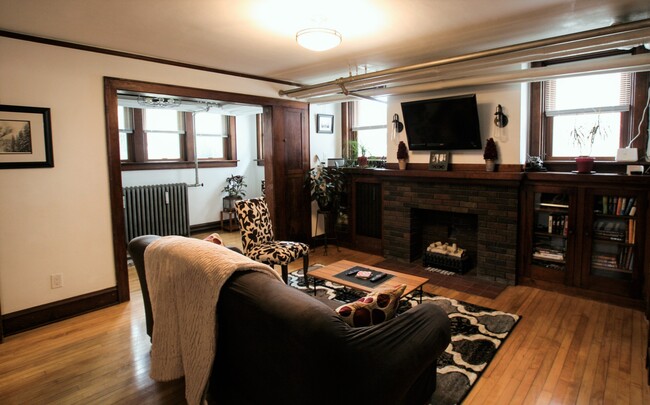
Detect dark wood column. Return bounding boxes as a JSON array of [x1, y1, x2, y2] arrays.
[[264, 104, 311, 242]]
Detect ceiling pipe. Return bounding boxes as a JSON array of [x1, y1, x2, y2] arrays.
[[304, 53, 650, 104], [280, 18, 650, 100], [336, 31, 650, 93]]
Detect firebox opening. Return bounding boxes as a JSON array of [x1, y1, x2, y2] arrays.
[[410, 209, 478, 273]]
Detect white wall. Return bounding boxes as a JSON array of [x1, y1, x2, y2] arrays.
[[387, 84, 524, 165], [306, 85, 526, 239], [0, 37, 287, 313], [121, 114, 264, 226]]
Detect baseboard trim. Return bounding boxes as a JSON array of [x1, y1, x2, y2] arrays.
[[1, 288, 119, 337], [190, 221, 220, 234]]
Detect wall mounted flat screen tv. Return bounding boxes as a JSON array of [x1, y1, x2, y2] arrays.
[[401, 94, 482, 150]]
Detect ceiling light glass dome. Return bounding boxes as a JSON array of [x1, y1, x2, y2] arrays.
[[296, 28, 342, 52]]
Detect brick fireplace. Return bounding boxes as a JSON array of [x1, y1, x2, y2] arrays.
[[383, 180, 519, 284]]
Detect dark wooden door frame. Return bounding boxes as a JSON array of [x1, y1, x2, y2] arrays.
[[104, 77, 309, 302]]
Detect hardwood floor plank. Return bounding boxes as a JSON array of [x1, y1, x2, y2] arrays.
[[0, 231, 647, 404]]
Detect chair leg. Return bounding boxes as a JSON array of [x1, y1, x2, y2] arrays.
[[303, 253, 310, 289], [281, 265, 288, 284]]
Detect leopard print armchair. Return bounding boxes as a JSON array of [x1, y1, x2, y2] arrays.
[[234, 197, 309, 284]]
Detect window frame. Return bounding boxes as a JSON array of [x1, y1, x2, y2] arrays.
[[120, 108, 237, 171], [529, 48, 649, 169], [342, 99, 388, 160]]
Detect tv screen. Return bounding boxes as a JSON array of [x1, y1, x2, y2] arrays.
[[401, 94, 482, 150]]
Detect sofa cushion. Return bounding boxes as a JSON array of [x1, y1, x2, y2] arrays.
[[335, 284, 406, 327]]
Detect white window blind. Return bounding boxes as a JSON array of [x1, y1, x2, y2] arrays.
[[194, 112, 226, 159], [544, 72, 631, 116], [144, 109, 184, 160], [352, 97, 387, 157]]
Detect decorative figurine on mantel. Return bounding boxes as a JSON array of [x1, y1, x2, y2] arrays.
[[525, 155, 547, 172], [483, 137, 498, 172], [397, 141, 409, 170]]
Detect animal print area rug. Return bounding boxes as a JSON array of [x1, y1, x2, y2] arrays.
[[289, 268, 520, 405]]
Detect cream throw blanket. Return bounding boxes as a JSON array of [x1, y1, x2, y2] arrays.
[[144, 236, 281, 405]]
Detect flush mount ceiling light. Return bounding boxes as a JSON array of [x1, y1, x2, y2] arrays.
[[296, 28, 342, 51]]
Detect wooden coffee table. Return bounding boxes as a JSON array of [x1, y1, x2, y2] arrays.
[[306, 260, 428, 302]]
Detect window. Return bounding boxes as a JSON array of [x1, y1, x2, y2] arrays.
[[117, 106, 133, 161], [543, 73, 630, 158], [529, 48, 649, 164], [194, 112, 227, 159], [351, 97, 387, 158], [118, 99, 236, 170], [255, 113, 264, 166], [144, 109, 184, 160]]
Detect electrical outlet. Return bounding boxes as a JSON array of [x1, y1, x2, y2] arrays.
[[51, 273, 63, 289]]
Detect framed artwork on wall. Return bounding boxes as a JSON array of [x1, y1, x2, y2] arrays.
[[428, 151, 449, 171], [316, 114, 334, 133], [0, 105, 53, 169]]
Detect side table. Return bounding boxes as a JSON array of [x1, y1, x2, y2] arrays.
[[220, 210, 239, 232], [312, 209, 339, 255]]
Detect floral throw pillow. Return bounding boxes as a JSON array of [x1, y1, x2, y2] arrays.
[[335, 284, 406, 327]]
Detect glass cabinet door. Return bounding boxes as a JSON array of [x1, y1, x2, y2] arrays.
[[586, 193, 638, 290], [530, 191, 571, 282]]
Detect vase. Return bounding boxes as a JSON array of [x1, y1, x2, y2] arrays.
[[398, 159, 407, 170], [485, 159, 495, 172], [357, 156, 368, 168], [575, 156, 595, 173]]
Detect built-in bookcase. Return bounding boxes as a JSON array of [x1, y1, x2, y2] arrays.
[[525, 186, 576, 284], [581, 190, 644, 296], [522, 182, 646, 301]]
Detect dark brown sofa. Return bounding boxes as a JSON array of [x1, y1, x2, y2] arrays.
[[128, 235, 451, 405]]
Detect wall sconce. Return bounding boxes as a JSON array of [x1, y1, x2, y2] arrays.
[[494, 104, 508, 128], [391, 113, 404, 144]]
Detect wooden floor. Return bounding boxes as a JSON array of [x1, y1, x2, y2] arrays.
[[0, 231, 648, 404]]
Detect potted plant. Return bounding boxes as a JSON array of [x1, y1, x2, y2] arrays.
[[357, 144, 369, 168], [483, 138, 498, 172], [570, 116, 607, 173], [222, 174, 247, 211], [306, 165, 343, 212], [397, 141, 409, 170]]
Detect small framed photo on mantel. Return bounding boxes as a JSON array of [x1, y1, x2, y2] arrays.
[[316, 114, 334, 134], [428, 151, 449, 171]]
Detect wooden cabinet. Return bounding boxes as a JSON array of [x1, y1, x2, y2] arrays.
[[521, 174, 648, 306], [523, 185, 577, 285], [580, 189, 645, 298], [335, 173, 383, 255]]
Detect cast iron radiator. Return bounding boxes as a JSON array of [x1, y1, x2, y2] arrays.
[[123, 183, 190, 242]]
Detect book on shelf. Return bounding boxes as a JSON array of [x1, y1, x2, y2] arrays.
[[599, 196, 637, 216], [533, 251, 565, 261], [629, 205, 637, 216], [623, 197, 635, 216], [628, 219, 636, 244], [545, 214, 567, 235], [533, 246, 565, 261], [616, 197, 624, 215]]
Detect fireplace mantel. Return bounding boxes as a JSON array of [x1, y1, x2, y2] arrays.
[[344, 167, 524, 187]]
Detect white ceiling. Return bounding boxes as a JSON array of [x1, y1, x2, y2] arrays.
[[1, 0, 650, 87]]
